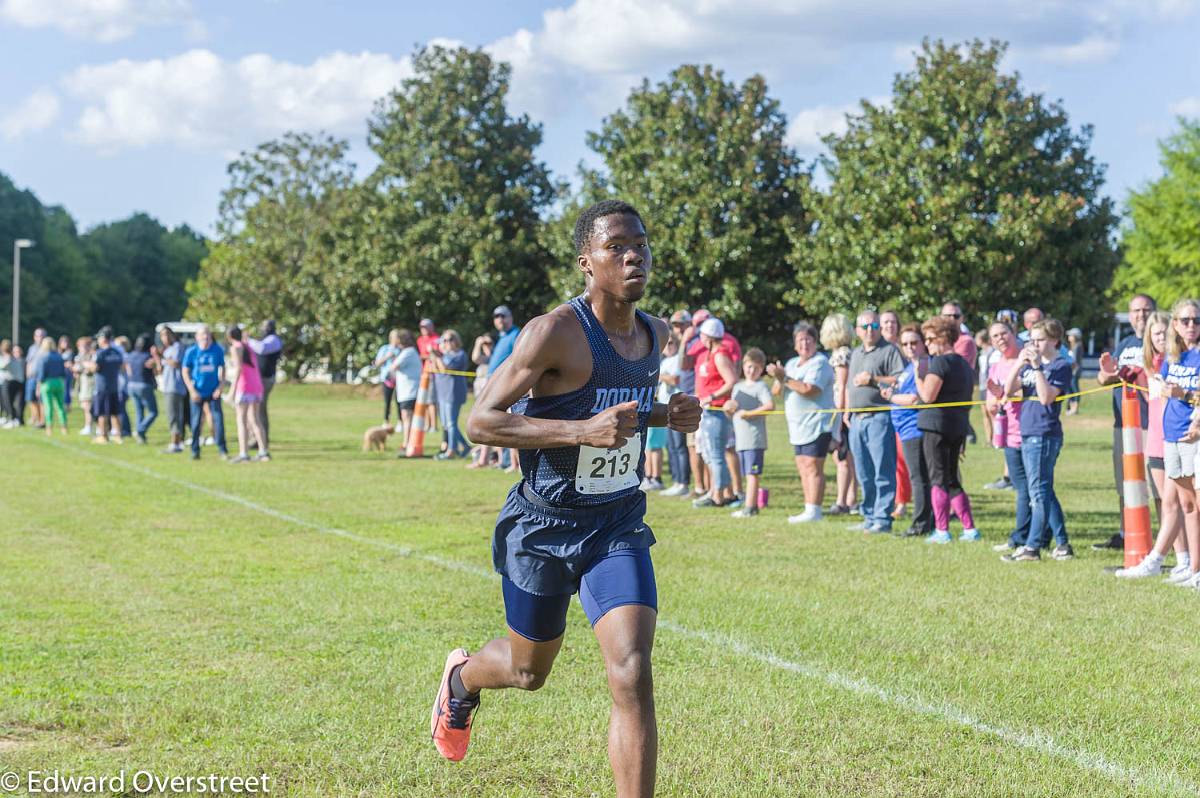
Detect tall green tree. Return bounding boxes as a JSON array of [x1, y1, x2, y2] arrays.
[[576, 64, 808, 347], [339, 44, 556, 366], [1, 174, 91, 343], [187, 132, 354, 374], [796, 39, 1118, 331], [1112, 118, 1200, 306], [82, 213, 205, 337]]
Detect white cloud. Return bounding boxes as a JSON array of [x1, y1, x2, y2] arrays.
[[786, 103, 860, 152], [1031, 35, 1120, 64], [0, 0, 197, 42], [62, 49, 414, 152], [1169, 97, 1200, 116], [1, 89, 61, 140], [483, 0, 1200, 120]]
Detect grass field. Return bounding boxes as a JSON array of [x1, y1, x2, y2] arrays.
[[3, 383, 1199, 797]]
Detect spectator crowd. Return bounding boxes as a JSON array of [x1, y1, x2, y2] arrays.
[[7, 291, 1194, 587], [1, 320, 282, 463]]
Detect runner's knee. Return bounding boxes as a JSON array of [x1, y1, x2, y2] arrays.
[[605, 648, 652, 703], [512, 665, 550, 692]]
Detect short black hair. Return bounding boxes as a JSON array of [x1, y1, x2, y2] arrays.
[[573, 200, 645, 255]]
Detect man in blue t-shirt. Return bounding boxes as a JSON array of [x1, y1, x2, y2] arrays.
[[1094, 293, 1157, 550], [487, 306, 522, 469], [182, 324, 228, 459], [488, 305, 521, 374], [86, 328, 126, 443]]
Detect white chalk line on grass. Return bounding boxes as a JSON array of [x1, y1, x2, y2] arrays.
[[37, 437, 1199, 796]]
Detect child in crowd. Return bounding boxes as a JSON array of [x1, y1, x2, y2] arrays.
[[724, 348, 774, 518]]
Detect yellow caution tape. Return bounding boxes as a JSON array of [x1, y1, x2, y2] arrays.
[[740, 382, 1126, 417]]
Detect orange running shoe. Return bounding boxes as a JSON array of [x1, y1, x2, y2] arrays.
[[430, 648, 479, 762]]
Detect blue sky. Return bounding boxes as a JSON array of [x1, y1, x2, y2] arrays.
[[1, 0, 1198, 234]]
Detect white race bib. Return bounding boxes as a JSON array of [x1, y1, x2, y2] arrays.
[[574, 432, 642, 495]]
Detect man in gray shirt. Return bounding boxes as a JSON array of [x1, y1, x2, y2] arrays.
[[846, 310, 905, 532]]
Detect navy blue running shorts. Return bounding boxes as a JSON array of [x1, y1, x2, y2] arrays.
[[493, 483, 657, 641], [503, 547, 657, 642]]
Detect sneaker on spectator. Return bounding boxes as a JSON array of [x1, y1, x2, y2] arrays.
[[1165, 566, 1195, 584], [1172, 571, 1200, 588], [639, 477, 654, 491], [1052, 544, 1074, 561], [788, 507, 823, 524], [849, 503, 862, 516], [1091, 533, 1124, 551], [1115, 555, 1163, 578], [983, 475, 1013, 491], [960, 529, 981, 542], [1001, 546, 1041, 562], [1167, 561, 1192, 580], [727, 497, 744, 509], [826, 504, 851, 516], [845, 520, 871, 532], [899, 526, 926, 538], [692, 496, 718, 508], [649, 478, 665, 491], [730, 507, 758, 519], [925, 530, 952, 544], [864, 522, 891, 534], [992, 540, 1017, 552], [204, 436, 216, 447], [660, 483, 689, 497]]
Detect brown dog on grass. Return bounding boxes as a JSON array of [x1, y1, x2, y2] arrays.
[[363, 424, 395, 452]]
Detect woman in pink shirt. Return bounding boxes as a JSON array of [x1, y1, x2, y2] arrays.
[[227, 326, 270, 463], [1116, 310, 1188, 578]]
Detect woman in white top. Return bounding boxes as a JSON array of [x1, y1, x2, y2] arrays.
[[390, 329, 422, 455], [770, 321, 835, 522]]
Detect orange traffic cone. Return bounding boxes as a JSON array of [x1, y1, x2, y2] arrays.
[[406, 367, 433, 458], [1121, 384, 1153, 567]]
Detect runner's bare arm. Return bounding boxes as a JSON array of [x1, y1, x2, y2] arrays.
[[467, 314, 639, 450]]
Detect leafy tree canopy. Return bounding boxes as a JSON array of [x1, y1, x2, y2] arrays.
[[796, 39, 1119, 332], [1112, 118, 1200, 308]]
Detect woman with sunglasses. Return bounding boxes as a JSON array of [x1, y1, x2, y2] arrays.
[[880, 324, 932, 537], [911, 316, 979, 544], [1116, 310, 1190, 579], [1154, 299, 1200, 588], [1001, 318, 1074, 562]]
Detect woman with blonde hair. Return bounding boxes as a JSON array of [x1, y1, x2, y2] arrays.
[[1116, 310, 1189, 578], [1154, 299, 1200, 586], [35, 337, 69, 435], [821, 312, 858, 515], [431, 329, 471, 460]]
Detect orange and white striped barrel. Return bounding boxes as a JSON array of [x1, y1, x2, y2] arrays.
[[1121, 383, 1153, 567], [406, 367, 433, 457]]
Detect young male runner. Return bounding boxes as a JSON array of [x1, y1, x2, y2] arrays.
[[430, 200, 701, 798]]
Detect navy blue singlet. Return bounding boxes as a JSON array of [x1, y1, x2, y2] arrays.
[[512, 296, 660, 509]]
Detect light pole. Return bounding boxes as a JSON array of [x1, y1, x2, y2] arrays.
[[12, 238, 33, 345]]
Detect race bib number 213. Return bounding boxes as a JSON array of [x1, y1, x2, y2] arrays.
[[575, 433, 642, 495]]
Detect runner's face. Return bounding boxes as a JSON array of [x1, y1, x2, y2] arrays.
[[580, 213, 651, 302]]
